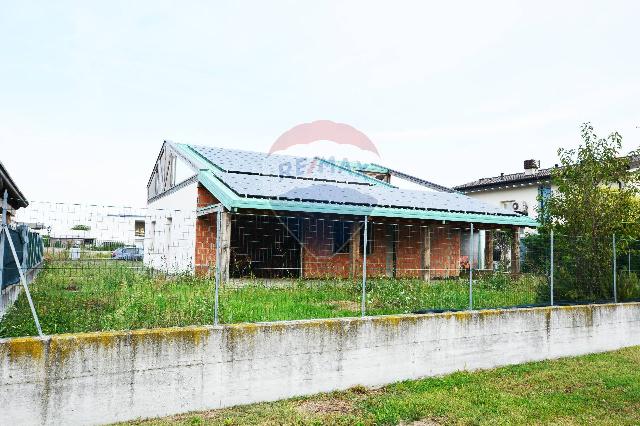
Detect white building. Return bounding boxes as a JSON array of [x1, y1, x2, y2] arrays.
[[454, 156, 640, 270], [452, 160, 555, 271], [454, 160, 555, 221], [454, 155, 640, 220]]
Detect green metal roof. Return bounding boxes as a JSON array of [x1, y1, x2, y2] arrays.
[[336, 160, 390, 174], [173, 142, 537, 227]]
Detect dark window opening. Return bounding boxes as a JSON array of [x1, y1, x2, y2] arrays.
[[135, 220, 145, 237], [230, 215, 302, 279], [333, 221, 352, 254], [493, 247, 502, 262]]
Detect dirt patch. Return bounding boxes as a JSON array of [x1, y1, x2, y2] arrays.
[[400, 419, 444, 426], [331, 300, 360, 312], [296, 398, 354, 415], [347, 385, 384, 397]]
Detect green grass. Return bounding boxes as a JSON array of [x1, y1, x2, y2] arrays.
[[119, 346, 640, 425], [0, 262, 545, 338]]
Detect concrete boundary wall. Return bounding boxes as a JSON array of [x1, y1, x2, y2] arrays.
[[2, 303, 640, 425]]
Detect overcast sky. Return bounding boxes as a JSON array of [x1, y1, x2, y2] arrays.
[[2, 1, 639, 207]]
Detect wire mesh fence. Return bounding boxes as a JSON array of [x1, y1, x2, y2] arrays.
[[615, 238, 640, 303], [0, 201, 637, 338]]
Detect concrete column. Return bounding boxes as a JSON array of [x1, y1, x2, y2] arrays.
[[421, 225, 431, 281], [350, 222, 361, 279], [219, 210, 231, 282], [485, 230, 494, 271], [511, 227, 521, 274], [299, 218, 305, 279], [385, 224, 396, 278]]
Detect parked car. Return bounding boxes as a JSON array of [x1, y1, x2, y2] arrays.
[[112, 247, 143, 261]]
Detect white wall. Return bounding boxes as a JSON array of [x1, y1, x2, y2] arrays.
[[145, 182, 198, 273], [2, 303, 639, 425], [466, 185, 538, 218], [464, 184, 554, 220]]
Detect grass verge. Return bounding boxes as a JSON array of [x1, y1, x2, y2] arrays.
[[120, 346, 640, 426]]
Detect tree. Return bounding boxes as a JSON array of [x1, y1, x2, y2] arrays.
[[71, 224, 91, 231], [539, 123, 640, 301]]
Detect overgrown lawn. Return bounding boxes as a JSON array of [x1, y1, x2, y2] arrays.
[[0, 261, 545, 337]]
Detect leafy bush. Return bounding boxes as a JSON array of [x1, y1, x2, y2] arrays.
[[618, 270, 640, 301]]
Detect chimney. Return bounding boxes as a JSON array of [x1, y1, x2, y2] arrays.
[[523, 159, 540, 175]]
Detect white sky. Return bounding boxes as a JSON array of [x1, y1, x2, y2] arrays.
[[2, 1, 639, 207]]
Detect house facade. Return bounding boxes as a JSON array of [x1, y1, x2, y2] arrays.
[[454, 160, 556, 221], [454, 156, 640, 270], [145, 142, 536, 279], [454, 156, 640, 221]]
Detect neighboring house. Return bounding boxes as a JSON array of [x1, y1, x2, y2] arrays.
[[454, 160, 555, 221], [1, 161, 44, 318], [453, 160, 556, 269], [45, 235, 97, 248], [454, 156, 640, 220], [454, 156, 640, 270], [145, 141, 535, 278]]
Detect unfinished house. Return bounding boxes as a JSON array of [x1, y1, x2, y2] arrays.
[[145, 141, 536, 278]]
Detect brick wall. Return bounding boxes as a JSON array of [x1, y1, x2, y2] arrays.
[[301, 218, 352, 278], [195, 185, 218, 276], [430, 225, 462, 278], [360, 223, 392, 278], [302, 217, 462, 279]]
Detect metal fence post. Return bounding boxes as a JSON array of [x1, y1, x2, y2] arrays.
[[469, 223, 473, 310], [613, 233, 617, 303], [361, 216, 368, 317], [550, 229, 554, 306], [214, 205, 222, 325]]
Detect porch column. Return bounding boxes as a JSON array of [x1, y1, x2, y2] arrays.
[[510, 227, 521, 274], [219, 210, 231, 282], [484, 230, 494, 271], [350, 221, 361, 279], [421, 225, 431, 281], [299, 218, 305, 279], [385, 224, 396, 278]]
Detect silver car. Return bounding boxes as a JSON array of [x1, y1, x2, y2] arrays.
[[112, 247, 143, 261]]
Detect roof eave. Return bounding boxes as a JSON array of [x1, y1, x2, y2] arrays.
[[455, 175, 552, 192], [0, 161, 28, 209], [196, 170, 537, 227], [178, 143, 537, 227]]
